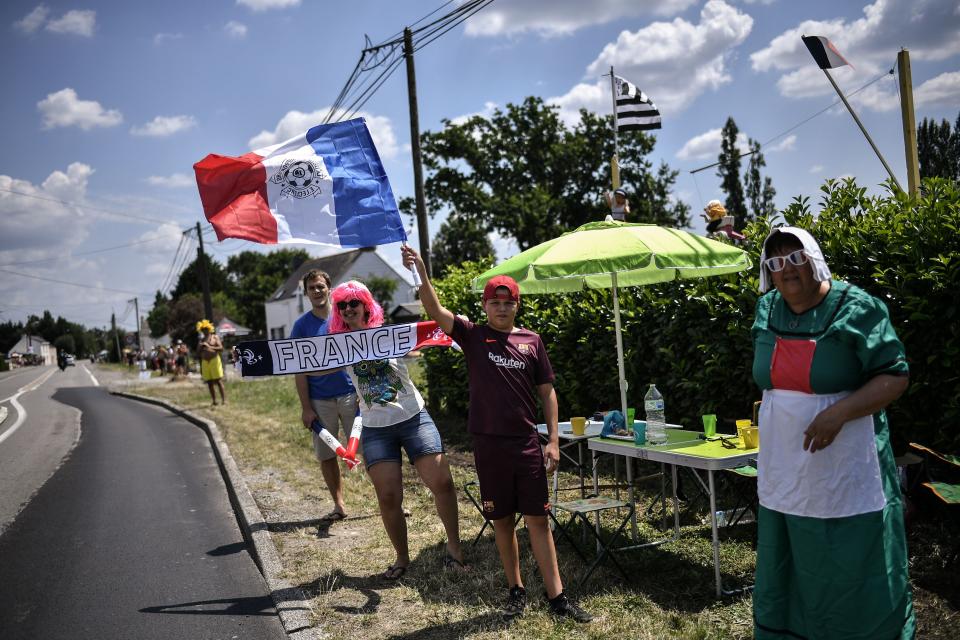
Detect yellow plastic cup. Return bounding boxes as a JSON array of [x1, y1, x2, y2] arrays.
[[742, 426, 760, 449], [736, 419, 752, 447], [570, 416, 586, 436]]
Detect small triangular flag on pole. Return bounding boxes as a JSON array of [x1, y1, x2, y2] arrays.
[[801, 35, 852, 70]]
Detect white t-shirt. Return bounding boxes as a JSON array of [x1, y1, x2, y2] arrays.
[[344, 357, 424, 428]]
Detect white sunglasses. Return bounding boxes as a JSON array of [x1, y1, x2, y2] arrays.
[[763, 249, 809, 272]]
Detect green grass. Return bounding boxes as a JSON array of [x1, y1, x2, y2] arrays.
[[126, 370, 958, 639]]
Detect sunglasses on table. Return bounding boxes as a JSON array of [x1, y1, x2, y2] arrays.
[[762, 249, 809, 272], [336, 299, 363, 311]]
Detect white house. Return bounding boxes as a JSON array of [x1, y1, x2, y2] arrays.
[[265, 248, 417, 339], [6, 334, 56, 366]]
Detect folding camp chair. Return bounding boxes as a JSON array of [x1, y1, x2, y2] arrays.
[[463, 480, 522, 546], [548, 495, 634, 592], [907, 442, 960, 564], [907, 443, 960, 507]]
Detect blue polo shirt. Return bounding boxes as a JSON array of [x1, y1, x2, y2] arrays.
[[289, 310, 354, 400]]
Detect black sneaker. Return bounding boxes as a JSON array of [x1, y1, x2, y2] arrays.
[[547, 591, 593, 623], [501, 585, 527, 622]]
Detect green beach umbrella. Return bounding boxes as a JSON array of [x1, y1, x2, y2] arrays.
[[471, 220, 752, 420]]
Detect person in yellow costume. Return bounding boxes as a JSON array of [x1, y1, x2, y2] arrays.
[[197, 319, 226, 406]]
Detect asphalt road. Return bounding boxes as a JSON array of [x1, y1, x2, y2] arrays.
[[0, 366, 287, 640]]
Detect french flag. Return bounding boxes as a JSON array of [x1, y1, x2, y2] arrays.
[[193, 117, 407, 247]]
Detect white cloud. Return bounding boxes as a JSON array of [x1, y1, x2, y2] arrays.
[[130, 115, 197, 137], [14, 5, 49, 34], [549, 1, 753, 119], [0, 163, 93, 261], [224, 21, 248, 38], [237, 0, 300, 11], [809, 164, 824, 173], [915, 70, 960, 107], [248, 109, 400, 160], [146, 173, 194, 188], [46, 9, 96, 37], [768, 134, 796, 152], [465, 0, 697, 37], [37, 88, 122, 130], [450, 101, 499, 126], [750, 0, 960, 109], [676, 127, 749, 161], [153, 32, 184, 45]]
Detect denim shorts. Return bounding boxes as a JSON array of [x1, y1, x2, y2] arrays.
[[360, 409, 444, 469]]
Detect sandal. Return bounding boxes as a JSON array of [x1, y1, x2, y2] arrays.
[[383, 564, 407, 580], [443, 553, 469, 571], [319, 511, 347, 522]]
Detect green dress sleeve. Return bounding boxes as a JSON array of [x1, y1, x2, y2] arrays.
[[844, 288, 909, 378]]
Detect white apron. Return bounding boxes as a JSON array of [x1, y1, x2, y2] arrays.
[[758, 388, 885, 518]]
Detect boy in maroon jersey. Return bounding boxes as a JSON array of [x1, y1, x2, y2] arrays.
[[402, 245, 592, 624]]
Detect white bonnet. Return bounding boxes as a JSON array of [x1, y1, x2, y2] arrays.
[[759, 226, 832, 293]]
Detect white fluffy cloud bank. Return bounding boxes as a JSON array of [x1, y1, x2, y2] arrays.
[[550, 1, 753, 123], [37, 88, 122, 130], [130, 115, 197, 137], [237, 0, 300, 11], [46, 9, 96, 36], [464, 0, 697, 37], [750, 0, 960, 109], [248, 110, 400, 160]]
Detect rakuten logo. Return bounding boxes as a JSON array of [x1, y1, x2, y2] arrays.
[[488, 352, 526, 369]]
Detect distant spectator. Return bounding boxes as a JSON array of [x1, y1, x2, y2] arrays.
[[604, 188, 630, 221]]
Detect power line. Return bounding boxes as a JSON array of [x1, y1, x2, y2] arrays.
[[689, 68, 895, 174], [324, 0, 492, 123], [0, 267, 149, 295], [0, 234, 181, 267], [0, 186, 174, 225]]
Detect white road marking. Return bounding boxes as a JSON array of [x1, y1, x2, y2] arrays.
[[81, 364, 99, 387], [0, 367, 57, 445]]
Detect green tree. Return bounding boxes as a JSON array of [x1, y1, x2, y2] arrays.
[[166, 294, 205, 346], [717, 117, 746, 220], [54, 335, 76, 355], [0, 320, 24, 353], [225, 249, 309, 335], [430, 212, 495, 276], [356, 274, 400, 311], [744, 138, 777, 222], [147, 290, 170, 338], [171, 254, 231, 300], [410, 96, 689, 252], [917, 112, 959, 180]]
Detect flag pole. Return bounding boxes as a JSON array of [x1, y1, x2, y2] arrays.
[[609, 66, 621, 189], [820, 68, 902, 191]]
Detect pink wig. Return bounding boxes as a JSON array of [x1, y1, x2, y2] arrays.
[[328, 280, 384, 333]]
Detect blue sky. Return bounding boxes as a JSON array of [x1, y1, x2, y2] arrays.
[[1, 0, 958, 330]]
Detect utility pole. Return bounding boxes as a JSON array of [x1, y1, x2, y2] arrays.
[[898, 49, 920, 196], [195, 222, 214, 320], [111, 311, 121, 363], [404, 27, 432, 277], [132, 297, 142, 352]]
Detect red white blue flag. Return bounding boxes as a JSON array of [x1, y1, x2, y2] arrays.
[[194, 118, 406, 247]]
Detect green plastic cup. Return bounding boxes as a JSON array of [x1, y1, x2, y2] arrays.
[[626, 407, 636, 431], [702, 414, 717, 438]]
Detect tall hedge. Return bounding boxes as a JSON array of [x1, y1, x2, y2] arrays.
[[423, 178, 960, 452]]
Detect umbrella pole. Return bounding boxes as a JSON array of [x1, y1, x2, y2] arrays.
[[612, 273, 639, 541], [611, 273, 628, 418]]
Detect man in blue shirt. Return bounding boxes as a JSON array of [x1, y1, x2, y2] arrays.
[[290, 269, 358, 521]]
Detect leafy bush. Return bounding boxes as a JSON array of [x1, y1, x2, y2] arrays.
[[423, 178, 960, 452]]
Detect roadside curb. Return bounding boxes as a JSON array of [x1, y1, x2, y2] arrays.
[[111, 390, 321, 639]]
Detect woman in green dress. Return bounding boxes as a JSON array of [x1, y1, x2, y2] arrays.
[[751, 227, 914, 639]]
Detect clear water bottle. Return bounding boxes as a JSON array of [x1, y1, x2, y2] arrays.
[[644, 383, 667, 444]]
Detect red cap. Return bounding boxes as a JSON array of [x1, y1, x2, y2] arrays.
[[482, 275, 520, 302]]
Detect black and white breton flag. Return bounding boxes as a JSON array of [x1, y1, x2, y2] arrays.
[[615, 75, 661, 132]]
